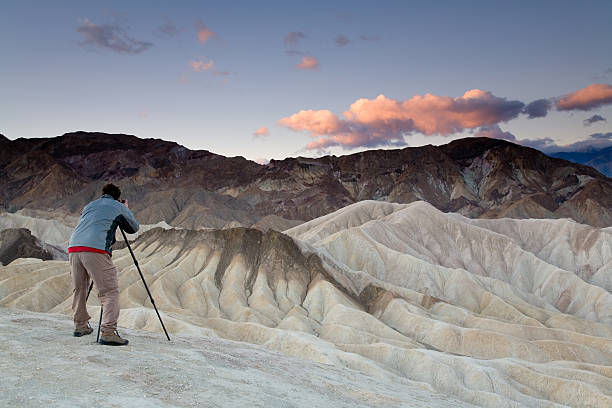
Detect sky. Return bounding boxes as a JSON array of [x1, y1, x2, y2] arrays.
[[1, 0, 612, 163]]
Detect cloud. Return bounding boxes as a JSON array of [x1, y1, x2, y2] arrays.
[[360, 35, 380, 41], [474, 127, 560, 151], [583, 114, 606, 126], [284, 32, 307, 55], [76, 18, 153, 54], [523, 99, 552, 118], [195, 20, 216, 43], [479, 127, 612, 153], [253, 126, 270, 138], [547, 133, 612, 152], [285, 32, 305, 48], [335, 34, 350, 46], [474, 125, 517, 141], [520, 137, 558, 150], [345, 90, 524, 134], [158, 18, 179, 37], [590, 132, 612, 139], [296, 56, 320, 70], [556, 83, 612, 111], [189, 59, 230, 77], [254, 157, 270, 165], [279, 110, 344, 135], [190, 59, 214, 72], [279, 90, 525, 150]]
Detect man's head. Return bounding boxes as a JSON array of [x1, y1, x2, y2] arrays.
[[102, 183, 121, 200]]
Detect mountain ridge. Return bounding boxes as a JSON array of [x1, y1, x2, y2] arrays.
[[1, 131, 611, 228], [549, 145, 612, 177]]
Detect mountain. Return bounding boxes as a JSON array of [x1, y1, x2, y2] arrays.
[[2, 201, 611, 407], [1, 131, 611, 229], [549, 146, 612, 177]]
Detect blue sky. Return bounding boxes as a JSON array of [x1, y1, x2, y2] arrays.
[[1, 0, 611, 162]]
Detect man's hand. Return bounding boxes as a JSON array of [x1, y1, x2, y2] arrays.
[[121, 199, 129, 208]]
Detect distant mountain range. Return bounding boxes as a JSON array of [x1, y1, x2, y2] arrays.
[[1, 131, 611, 228], [548, 146, 612, 177]]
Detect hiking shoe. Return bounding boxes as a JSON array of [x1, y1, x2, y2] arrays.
[[73, 323, 93, 337], [99, 330, 129, 346]]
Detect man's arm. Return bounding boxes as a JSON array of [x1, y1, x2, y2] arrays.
[[118, 202, 139, 234]]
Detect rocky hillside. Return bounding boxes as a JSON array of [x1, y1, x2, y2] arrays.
[[1, 131, 611, 227]]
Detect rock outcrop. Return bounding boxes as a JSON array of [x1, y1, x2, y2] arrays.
[[0, 228, 66, 265]]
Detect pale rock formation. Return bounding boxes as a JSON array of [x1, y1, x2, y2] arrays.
[[1, 200, 611, 407]]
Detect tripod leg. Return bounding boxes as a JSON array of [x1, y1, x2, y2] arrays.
[[86, 281, 94, 301], [120, 227, 171, 341], [96, 306, 103, 343]]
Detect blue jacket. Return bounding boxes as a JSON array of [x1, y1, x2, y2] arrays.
[[69, 194, 139, 255]]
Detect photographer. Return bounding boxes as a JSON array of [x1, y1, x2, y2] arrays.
[[68, 183, 139, 346]]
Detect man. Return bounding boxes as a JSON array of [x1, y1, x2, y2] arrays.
[[68, 183, 139, 346]]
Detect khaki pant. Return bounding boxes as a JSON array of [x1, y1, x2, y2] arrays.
[[69, 252, 120, 332]]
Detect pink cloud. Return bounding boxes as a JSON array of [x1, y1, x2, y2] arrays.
[[278, 110, 344, 136], [190, 59, 214, 72], [556, 83, 612, 111], [345, 91, 523, 135], [279, 90, 525, 149], [195, 20, 216, 43], [254, 157, 270, 165], [253, 126, 270, 138], [296, 56, 319, 70]]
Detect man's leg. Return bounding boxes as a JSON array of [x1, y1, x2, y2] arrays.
[[69, 253, 91, 329], [80, 252, 120, 332]]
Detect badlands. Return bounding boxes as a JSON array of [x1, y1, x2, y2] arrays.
[[1, 200, 611, 407]]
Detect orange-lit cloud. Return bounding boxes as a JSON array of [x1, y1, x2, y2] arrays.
[[279, 90, 525, 149], [296, 56, 319, 70], [195, 20, 216, 43], [253, 126, 270, 138], [190, 59, 214, 72], [556, 83, 612, 111], [278, 110, 344, 135], [345, 90, 523, 135]]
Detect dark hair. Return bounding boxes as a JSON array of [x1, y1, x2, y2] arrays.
[[102, 183, 121, 200]]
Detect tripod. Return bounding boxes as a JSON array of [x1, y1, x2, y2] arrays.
[[85, 227, 171, 342]]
